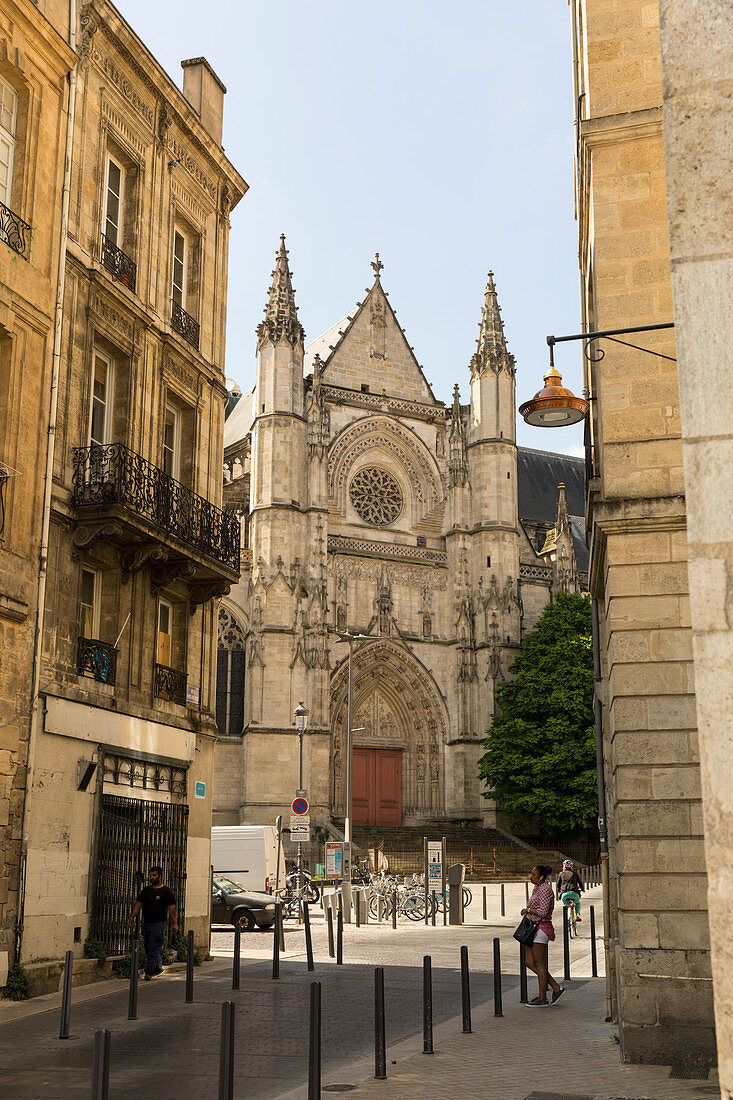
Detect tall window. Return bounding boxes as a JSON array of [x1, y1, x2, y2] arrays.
[[157, 600, 172, 668], [104, 157, 123, 245], [216, 607, 246, 737], [80, 567, 100, 639], [172, 230, 186, 308], [162, 403, 180, 480], [0, 77, 17, 207], [89, 351, 113, 446]]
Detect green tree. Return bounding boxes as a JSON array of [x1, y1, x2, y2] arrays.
[[478, 591, 597, 836]]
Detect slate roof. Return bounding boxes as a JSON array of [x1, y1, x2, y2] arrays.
[[517, 446, 585, 522], [517, 446, 588, 570]]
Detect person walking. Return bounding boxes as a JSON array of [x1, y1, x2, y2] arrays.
[[556, 859, 584, 920], [521, 864, 564, 1007], [127, 866, 178, 981]]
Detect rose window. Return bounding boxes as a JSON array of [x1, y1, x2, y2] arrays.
[[349, 467, 403, 526]]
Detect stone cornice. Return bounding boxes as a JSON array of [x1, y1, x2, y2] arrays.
[[323, 384, 446, 424], [328, 534, 447, 566]]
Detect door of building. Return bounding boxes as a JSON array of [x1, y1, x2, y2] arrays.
[[95, 794, 188, 955], [353, 748, 402, 826]]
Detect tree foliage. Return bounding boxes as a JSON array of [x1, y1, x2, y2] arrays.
[[478, 591, 597, 836]]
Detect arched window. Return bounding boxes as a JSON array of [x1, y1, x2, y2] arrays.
[[216, 607, 246, 737]]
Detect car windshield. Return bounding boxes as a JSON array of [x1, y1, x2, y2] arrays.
[[213, 877, 245, 893]]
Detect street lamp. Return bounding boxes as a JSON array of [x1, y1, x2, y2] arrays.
[[293, 701, 309, 892], [335, 631, 370, 907]]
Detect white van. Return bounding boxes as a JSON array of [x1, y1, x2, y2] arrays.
[[211, 825, 280, 894]]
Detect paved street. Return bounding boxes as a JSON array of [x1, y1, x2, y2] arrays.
[[0, 886, 717, 1099]]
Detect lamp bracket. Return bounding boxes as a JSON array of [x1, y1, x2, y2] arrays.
[[547, 322, 675, 363]]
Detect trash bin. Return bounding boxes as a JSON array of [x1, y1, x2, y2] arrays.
[[448, 863, 466, 925]]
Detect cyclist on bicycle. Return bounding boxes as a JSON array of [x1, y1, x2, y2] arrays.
[[556, 859, 584, 921]]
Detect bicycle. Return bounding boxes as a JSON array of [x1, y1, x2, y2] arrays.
[[561, 893, 579, 937]]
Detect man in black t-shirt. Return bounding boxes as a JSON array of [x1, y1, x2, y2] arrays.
[[127, 866, 178, 980]]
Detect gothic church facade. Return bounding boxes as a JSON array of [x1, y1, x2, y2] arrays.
[[215, 240, 586, 827]]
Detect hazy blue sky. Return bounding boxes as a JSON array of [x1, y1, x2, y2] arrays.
[[120, 0, 584, 456]]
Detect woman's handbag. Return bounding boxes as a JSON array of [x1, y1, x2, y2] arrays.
[[513, 915, 538, 946]]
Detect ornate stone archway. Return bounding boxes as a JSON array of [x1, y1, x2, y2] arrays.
[[329, 639, 448, 823]]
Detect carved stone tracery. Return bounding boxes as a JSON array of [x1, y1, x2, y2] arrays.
[[349, 466, 403, 526]]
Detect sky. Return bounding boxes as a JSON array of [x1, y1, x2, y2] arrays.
[[119, 0, 585, 457]]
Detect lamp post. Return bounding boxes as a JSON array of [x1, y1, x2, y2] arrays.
[[335, 631, 369, 917], [293, 701, 309, 893]]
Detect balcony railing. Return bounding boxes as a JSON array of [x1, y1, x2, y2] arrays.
[[101, 233, 137, 292], [0, 199, 31, 258], [71, 443, 240, 571], [171, 299, 200, 349], [154, 662, 187, 706], [77, 636, 118, 685]]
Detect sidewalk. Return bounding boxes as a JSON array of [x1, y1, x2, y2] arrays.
[[276, 977, 719, 1100]]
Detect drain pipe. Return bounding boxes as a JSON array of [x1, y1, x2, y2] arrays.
[[15, 0, 78, 962], [592, 596, 613, 1021]]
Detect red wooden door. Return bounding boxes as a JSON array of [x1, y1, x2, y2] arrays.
[[353, 748, 402, 826]]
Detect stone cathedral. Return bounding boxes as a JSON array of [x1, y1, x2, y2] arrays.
[[214, 240, 587, 829]]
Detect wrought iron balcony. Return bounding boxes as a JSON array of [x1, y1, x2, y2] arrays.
[[171, 299, 200, 349], [77, 636, 118, 685], [0, 199, 31, 258], [154, 662, 187, 706], [71, 443, 240, 572], [101, 233, 137, 292]]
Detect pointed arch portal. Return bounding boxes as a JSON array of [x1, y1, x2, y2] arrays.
[[329, 639, 448, 825]]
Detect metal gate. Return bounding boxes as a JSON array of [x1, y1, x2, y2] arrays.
[[95, 795, 188, 955]]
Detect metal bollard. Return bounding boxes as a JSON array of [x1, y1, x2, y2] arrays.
[[59, 949, 74, 1039], [91, 1028, 111, 1100], [337, 906, 343, 965], [308, 980, 322, 1100], [272, 905, 281, 979], [525, 880, 530, 905], [355, 889, 361, 928], [483, 885, 487, 921], [279, 900, 286, 951], [232, 924, 241, 990], [218, 1001, 235, 1100], [563, 905, 571, 982], [590, 905, 598, 978], [460, 945, 472, 1034], [185, 930, 195, 1002], [128, 939, 139, 1020], [519, 942, 528, 1003], [500, 882, 505, 917], [374, 967, 387, 1079], [304, 902, 315, 972], [392, 889, 397, 930], [327, 904, 335, 958], [493, 937, 503, 1017], [422, 955, 433, 1054], [431, 890, 436, 927]]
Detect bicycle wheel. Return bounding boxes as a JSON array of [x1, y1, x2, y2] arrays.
[[462, 886, 472, 908], [403, 893, 426, 921]]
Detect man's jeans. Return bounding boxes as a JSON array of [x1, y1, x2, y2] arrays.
[[142, 921, 166, 975]]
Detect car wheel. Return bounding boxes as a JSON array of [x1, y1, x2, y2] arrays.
[[233, 909, 256, 932]]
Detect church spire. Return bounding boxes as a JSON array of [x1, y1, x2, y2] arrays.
[[555, 482, 570, 536], [470, 271, 515, 377], [257, 234, 305, 348]]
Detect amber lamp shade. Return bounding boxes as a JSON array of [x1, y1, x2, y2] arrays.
[[519, 357, 589, 428]]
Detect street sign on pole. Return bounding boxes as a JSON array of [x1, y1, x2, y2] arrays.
[[292, 797, 309, 815], [290, 823, 310, 843], [290, 815, 310, 829], [325, 842, 343, 879], [427, 841, 442, 887]]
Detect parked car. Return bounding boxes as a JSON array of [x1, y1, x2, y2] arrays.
[[211, 876, 277, 932]]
